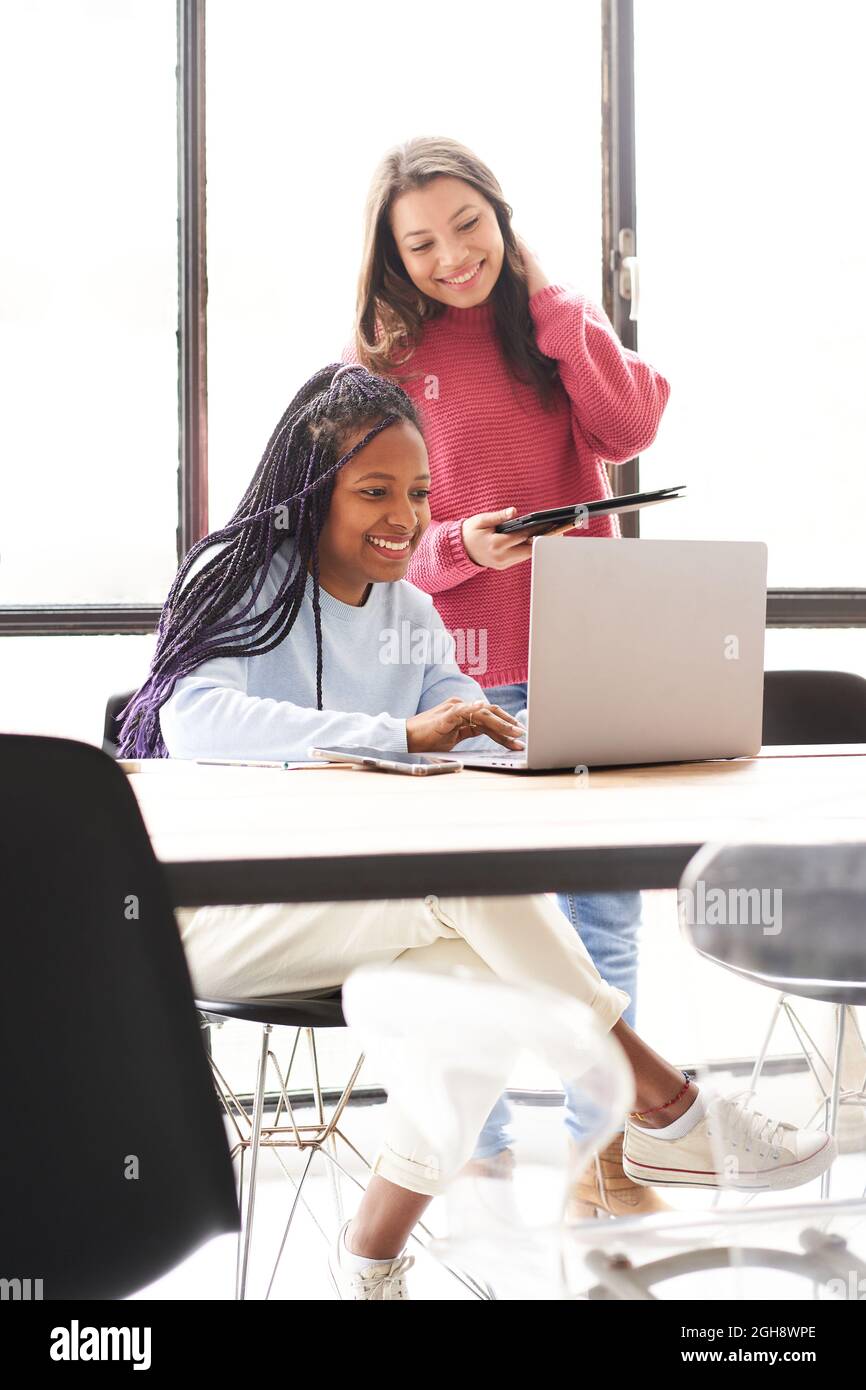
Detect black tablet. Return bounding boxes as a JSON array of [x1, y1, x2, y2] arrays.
[[494, 485, 686, 534]]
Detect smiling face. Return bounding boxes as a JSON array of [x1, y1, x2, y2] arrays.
[[389, 175, 505, 310], [314, 417, 431, 606]]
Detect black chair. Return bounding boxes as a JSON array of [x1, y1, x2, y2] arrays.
[[679, 841, 866, 1198], [100, 691, 488, 1300], [756, 671, 866, 1175], [194, 991, 373, 1302], [103, 688, 136, 756], [101, 693, 361, 1298], [0, 735, 240, 1300], [763, 669, 866, 745]]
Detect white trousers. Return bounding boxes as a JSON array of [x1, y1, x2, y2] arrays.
[[176, 894, 630, 1196]]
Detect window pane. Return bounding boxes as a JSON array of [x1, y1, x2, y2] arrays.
[[0, 634, 155, 744], [634, 1, 866, 586], [205, 0, 602, 529], [0, 0, 178, 604]]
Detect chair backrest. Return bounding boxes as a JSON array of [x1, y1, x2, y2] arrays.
[[0, 735, 239, 1298], [679, 841, 866, 1005], [763, 670, 866, 745], [103, 688, 137, 757]]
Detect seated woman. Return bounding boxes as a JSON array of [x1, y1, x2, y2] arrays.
[[119, 363, 835, 1301]]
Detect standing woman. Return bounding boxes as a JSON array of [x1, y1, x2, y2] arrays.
[[346, 136, 672, 1217]]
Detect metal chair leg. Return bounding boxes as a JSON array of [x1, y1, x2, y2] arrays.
[[821, 1006, 846, 1200], [270, 1027, 303, 1131], [747, 992, 786, 1095], [236, 1023, 272, 1300], [233, 1144, 246, 1295], [265, 1148, 317, 1300], [306, 1027, 345, 1227]]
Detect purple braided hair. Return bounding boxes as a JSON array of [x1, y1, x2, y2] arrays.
[[117, 363, 423, 758]]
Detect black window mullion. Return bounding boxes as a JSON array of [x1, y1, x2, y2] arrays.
[[0, 608, 163, 637], [602, 0, 640, 534], [177, 0, 209, 563]]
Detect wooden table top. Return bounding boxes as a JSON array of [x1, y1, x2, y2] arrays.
[[126, 748, 866, 907]]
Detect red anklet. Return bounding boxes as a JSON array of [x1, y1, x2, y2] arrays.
[[630, 1071, 693, 1124]]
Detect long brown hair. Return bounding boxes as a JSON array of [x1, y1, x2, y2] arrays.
[[355, 136, 560, 408]]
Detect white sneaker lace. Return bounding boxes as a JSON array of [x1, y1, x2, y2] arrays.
[[710, 1092, 792, 1158], [348, 1253, 415, 1300]]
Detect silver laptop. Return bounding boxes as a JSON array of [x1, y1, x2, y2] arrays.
[[447, 536, 767, 772]]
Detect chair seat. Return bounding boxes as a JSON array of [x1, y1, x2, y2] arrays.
[[694, 951, 866, 1008], [195, 989, 345, 1027]]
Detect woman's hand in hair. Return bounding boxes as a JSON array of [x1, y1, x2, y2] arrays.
[[514, 233, 550, 299], [406, 698, 526, 753], [462, 508, 576, 569]]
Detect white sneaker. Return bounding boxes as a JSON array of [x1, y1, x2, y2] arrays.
[[623, 1091, 837, 1192], [328, 1220, 414, 1300]]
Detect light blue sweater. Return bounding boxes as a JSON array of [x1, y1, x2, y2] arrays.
[[159, 539, 505, 761]]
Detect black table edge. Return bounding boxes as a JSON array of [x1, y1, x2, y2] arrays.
[[165, 843, 703, 907]]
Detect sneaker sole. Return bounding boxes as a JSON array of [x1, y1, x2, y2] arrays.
[[622, 1133, 837, 1191]]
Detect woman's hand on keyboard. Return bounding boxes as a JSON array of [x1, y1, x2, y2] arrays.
[[407, 698, 526, 753]]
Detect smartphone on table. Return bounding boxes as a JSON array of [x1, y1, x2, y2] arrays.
[[309, 746, 462, 776]]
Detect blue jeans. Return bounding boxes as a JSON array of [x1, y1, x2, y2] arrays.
[[471, 682, 641, 1154]]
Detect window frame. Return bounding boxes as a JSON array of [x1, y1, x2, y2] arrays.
[[1, 0, 862, 636], [601, 0, 866, 626], [0, 0, 208, 638]]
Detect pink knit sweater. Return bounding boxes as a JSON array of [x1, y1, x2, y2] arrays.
[[344, 285, 671, 688]]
